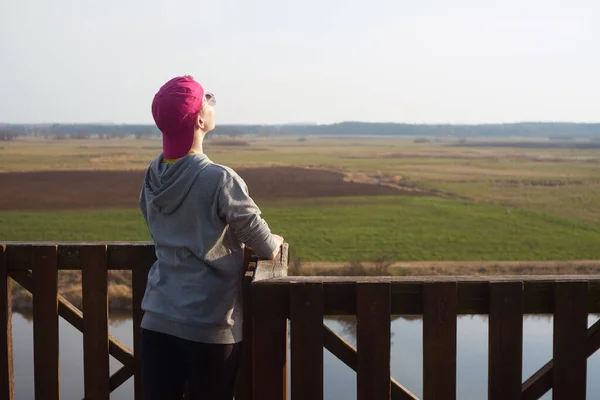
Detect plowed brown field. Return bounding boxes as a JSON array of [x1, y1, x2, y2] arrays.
[[0, 166, 410, 210]]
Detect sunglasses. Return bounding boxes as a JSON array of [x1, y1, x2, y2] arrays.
[[204, 93, 216, 107]]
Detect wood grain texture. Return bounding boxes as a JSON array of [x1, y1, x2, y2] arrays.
[[423, 282, 457, 400], [488, 282, 523, 400], [32, 245, 59, 400], [253, 243, 289, 282], [0, 245, 13, 400], [356, 282, 391, 400], [3, 242, 156, 270], [258, 277, 600, 315], [553, 281, 588, 400], [252, 283, 288, 400], [109, 364, 134, 393], [82, 245, 110, 400], [132, 253, 152, 400], [235, 271, 255, 400], [290, 282, 324, 400]]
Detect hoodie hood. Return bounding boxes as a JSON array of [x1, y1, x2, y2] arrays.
[[143, 153, 213, 215]]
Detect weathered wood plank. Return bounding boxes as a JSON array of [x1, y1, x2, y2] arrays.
[[3, 242, 156, 270], [253, 243, 288, 282], [522, 362, 553, 400], [262, 275, 600, 283], [263, 278, 600, 315], [109, 364, 134, 393], [356, 282, 391, 400], [108, 244, 156, 271], [32, 245, 59, 400], [423, 282, 457, 400], [235, 270, 255, 400], [488, 282, 523, 400], [553, 281, 588, 400], [2, 241, 154, 246], [131, 249, 152, 400], [82, 245, 110, 399], [323, 325, 418, 400], [587, 317, 600, 357], [252, 283, 288, 400], [290, 282, 324, 400], [0, 245, 14, 400]]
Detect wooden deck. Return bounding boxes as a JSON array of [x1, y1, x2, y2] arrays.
[[1, 242, 600, 399]]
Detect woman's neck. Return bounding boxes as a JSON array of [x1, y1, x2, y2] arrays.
[[189, 132, 205, 154]]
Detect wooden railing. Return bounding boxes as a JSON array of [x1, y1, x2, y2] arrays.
[[252, 276, 600, 400], [0, 242, 287, 400], [2, 242, 600, 399]]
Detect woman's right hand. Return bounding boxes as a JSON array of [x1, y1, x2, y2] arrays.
[[267, 234, 285, 260]]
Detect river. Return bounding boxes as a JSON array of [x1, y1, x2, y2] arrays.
[[9, 313, 600, 399]]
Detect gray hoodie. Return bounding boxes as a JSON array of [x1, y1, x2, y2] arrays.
[[139, 152, 278, 344]]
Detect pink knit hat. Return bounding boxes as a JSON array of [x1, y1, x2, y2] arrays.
[[151, 76, 205, 159]]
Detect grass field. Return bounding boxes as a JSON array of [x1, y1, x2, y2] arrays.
[[2, 196, 600, 262], [1, 135, 600, 263]]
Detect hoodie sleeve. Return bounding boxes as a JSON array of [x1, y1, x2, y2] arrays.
[[217, 174, 279, 258]]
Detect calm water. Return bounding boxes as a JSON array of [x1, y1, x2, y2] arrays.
[[10, 313, 600, 399]]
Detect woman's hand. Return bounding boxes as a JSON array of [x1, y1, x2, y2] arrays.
[[267, 234, 285, 260]]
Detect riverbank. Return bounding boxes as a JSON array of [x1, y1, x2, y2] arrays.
[[11, 270, 133, 314], [10, 260, 600, 313]]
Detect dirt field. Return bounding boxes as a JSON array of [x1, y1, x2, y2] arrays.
[[0, 166, 410, 210]]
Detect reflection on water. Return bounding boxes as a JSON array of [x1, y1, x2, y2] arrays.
[[10, 313, 600, 400], [11, 312, 135, 400]]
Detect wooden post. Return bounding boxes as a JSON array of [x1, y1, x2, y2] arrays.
[[235, 247, 256, 400], [82, 245, 110, 400], [356, 282, 391, 400], [488, 282, 523, 400], [131, 246, 154, 400], [553, 281, 588, 400], [0, 245, 14, 400], [235, 270, 255, 400], [251, 244, 289, 400], [423, 282, 457, 400], [252, 283, 288, 400], [290, 282, 324, 400], [32, 245, 59, 400]]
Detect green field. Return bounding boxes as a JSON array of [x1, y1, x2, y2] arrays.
[[2, 196, 600, 262], [1, 135, 600, 262]]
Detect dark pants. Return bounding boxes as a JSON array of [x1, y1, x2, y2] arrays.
[[140, 328, 242, 400]]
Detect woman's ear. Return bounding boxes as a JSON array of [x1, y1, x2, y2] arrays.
[[195, 113, 205, 131]]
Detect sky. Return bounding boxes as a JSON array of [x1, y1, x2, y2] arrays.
[[1, 0, 599, 125]]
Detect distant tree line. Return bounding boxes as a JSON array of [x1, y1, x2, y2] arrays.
[[1, 122, 599, 140]]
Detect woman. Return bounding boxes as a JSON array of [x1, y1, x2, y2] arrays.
[[139, 75, 284, 399]]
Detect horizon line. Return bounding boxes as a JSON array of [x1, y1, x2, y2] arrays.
[[2, 120, 600, 126]]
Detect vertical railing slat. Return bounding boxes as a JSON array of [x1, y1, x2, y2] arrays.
[[0, 245, 14, 400], [553, 281, 588, 400], [82, 245, 110, 399], [423, 282, 457, 400], [253, 283, 288, 400], [235, 270, 255, 400], [291, 282, 324, 400], [131, 247, 152, 400], [488, 281, 523, 400], [252, 283, 289, 400], [356, 282, 391, 400], [32, 245, 59, 400]]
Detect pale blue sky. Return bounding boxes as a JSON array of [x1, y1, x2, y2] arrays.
[[1, 0, 598, 124]]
